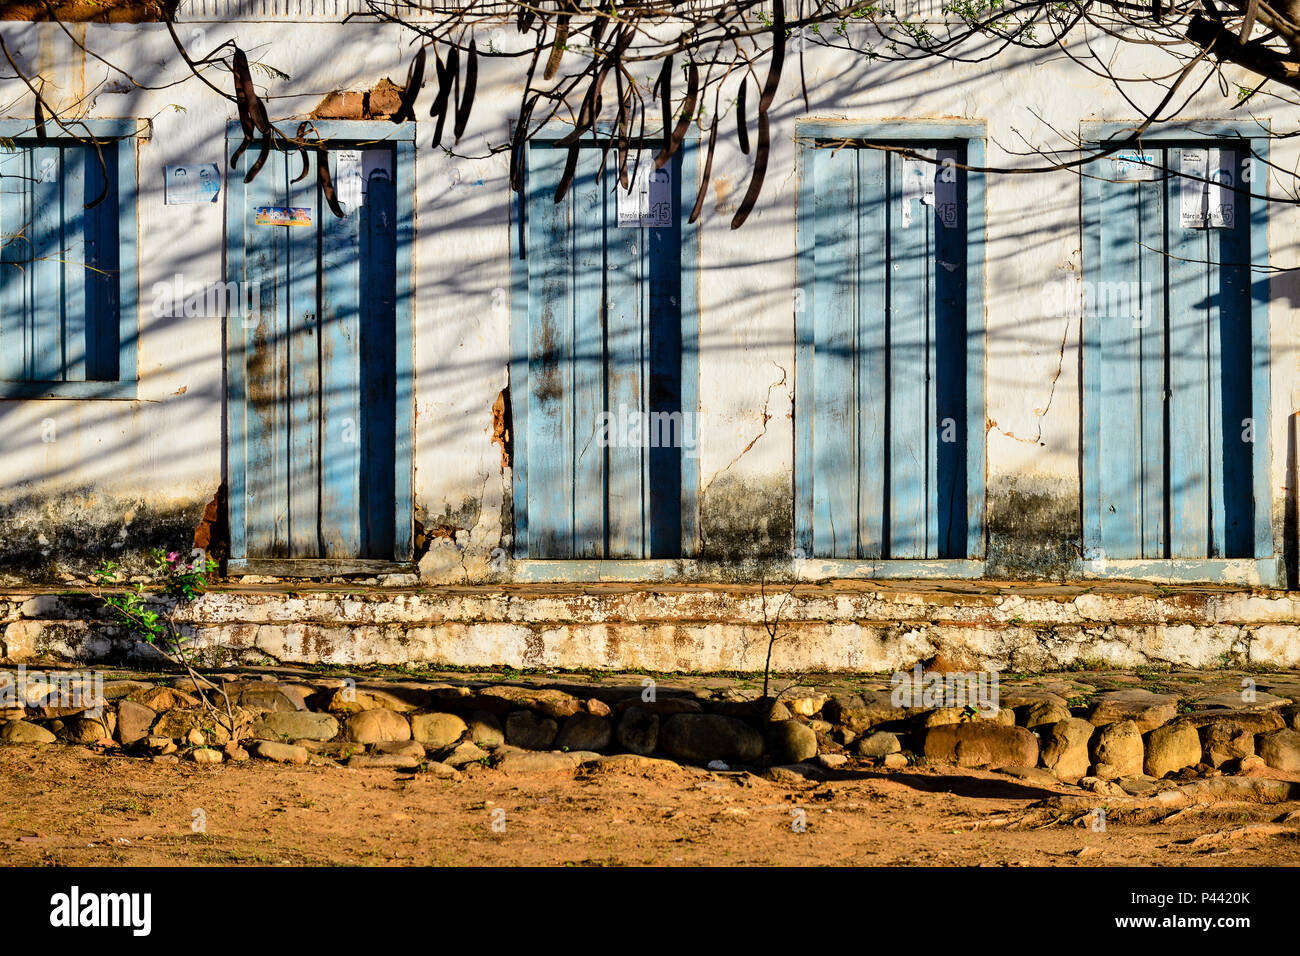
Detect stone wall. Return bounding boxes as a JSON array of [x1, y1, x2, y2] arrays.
[[6, 582, 1300, 671], [4, 664, 1300, 788]]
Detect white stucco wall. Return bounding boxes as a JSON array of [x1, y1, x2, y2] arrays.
[[0, 16, 1295, 584]]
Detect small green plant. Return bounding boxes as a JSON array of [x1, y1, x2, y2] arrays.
[[89, 547, 239, 742], [93, 549, 218, 641]]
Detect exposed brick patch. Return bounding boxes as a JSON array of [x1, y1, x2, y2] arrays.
[[492, 387, 512, 471], [311, 78, 404, 121], [0, 0, 175, 21], [193, 483, 228, 562]]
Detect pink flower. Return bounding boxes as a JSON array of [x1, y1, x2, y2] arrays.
[[166, 552, 180, 563]]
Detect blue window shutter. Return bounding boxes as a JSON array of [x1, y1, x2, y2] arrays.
[[0, 146, 28, 382], [1085, 142, 1257, 560], [803, 137, 976, 560], [811, 141, 858, 558], [0, 139, 122, 384], [518, 141, 688, 560]]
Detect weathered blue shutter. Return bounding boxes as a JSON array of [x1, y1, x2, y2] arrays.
[[521, 143, 684, 559], [0, 142, 120, 382], [234, 145, 401, 563], [804, 140, 972, 559], [1084, 144, 1256, 560]]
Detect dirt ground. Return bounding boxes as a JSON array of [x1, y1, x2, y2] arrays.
[[2, 747, 1299, 866]]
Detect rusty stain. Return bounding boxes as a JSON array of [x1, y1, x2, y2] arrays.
[[534, 313, 562, 404]]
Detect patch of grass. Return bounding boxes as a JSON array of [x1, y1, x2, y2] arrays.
[[1062, 657, 1111, 673], [1135, 664, 1172, 680]]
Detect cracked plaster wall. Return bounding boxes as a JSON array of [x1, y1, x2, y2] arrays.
[[0, 23, 1297, 583]]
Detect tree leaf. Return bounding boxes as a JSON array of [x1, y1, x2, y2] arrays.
[[453, 39, 477, 141], [737, 76, 750, 155], [554, 142, 580, 203], [656, 55, 673, 157], [654, 60, 697, 170], [392, 45, 426, 123], [690, 111, 719, 224], [244, 128, 272, 184], [317, 146, 345, 218], [731, 106, 768, 229]]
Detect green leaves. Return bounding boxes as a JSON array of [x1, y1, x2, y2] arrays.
[[91, 549, 215, 647]]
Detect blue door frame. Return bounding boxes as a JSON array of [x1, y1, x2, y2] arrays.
[[224, 121, 415, 573], [794, 121, 987, 578], [508, 128, 701, 566], [1081, 122, 1276, 585]]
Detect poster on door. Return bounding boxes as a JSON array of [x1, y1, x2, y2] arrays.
[[335, 150, 363, 212], [1179, 148, 1233, 229], [901, 156, 934, 229], [617, 155, 673, 228], [1110, 150, 1159, 182], [164, 164, 221, 204], [255, 206, 312, 227]]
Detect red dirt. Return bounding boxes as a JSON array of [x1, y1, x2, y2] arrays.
[[2, 747, 1299, 866]]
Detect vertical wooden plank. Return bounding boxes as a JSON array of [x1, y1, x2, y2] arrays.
[[888, 149, 934, 558], [1137, 170, 1167, 559], [114, 129, 138, 387], [225, 128, 248, 564], [1247, 135, 1273, 559], [29, 146, 62, 380], [243, 151, 290, 557], [934, 145, 968, 558], [1167, 146, 1211, 558], [855, 145, 888, 559], [605, 203, 643, 558], [1081, 163, 1104, 560], [793, 137, 816, 558], [391, 137, 415, 561], [677, 135, 700, 557], [361, 151, 399, 559], [509, 158, 531, 558], [647, 151, 683, 559], [964, 136, 987, 559], [526, 145, 576, 558], [1096, 174, 1143, 558], [923, 154, 940, 557], [318, 147, 362, 558], [286, 147, 320, 558], [1213, 145, 1255, 557], [811, 143, 858, 558], [569, 149, 605, 558], [61, 146, 86, 381], [84, 141, 120, 382], [0, 146, 29, 382]]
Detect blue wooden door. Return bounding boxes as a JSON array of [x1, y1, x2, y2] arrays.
[[1084, 144, 1255, 560], [230, 145, 405, 565], [517, 143, 683, 559], [800, 141, 975, 559]]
